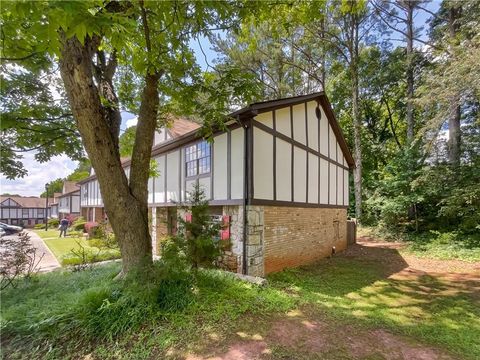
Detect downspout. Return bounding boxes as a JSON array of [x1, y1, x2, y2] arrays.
[[236, 114, 249, 275]]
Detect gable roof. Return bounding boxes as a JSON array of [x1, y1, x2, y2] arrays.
[[231, 92, 355, 168], [0, 196, 46, 208], [166, 117, 201, 138], [58, 181, 80, 198], [78, 93, 354, 185]]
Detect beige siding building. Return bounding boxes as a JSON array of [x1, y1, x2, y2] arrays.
[[78, 92, 354, 277]]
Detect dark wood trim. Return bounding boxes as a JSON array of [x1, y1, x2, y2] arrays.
[[209, 199, 244, 206], [76, 93, 354, 187], [164, 153, 167, 203], [290, 106, 294, 202], [327, 125, 331, 205], [249, 198, 348, 209], [272, 110, 277, 201], [178, 148, 182, 202], [247, 119, 254, 203], [252, 120, 350, 171], [150, 199, 245, 207], [305, 102, 309, 202], [210, 141, 214, 200], [318, 96, 355, 167], [230, 92, 325, 117], [227, 130, 231, 200]]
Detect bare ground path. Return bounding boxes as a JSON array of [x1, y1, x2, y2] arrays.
[[181, 238, 479, 360], [24, 229, 61, 272]]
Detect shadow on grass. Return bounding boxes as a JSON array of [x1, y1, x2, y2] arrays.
[[265, 244, 480, 359]]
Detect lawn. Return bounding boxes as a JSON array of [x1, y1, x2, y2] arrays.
[[33, 229, 63, 239], [33, 230, 121, 266], [1, 243, 479, 359]]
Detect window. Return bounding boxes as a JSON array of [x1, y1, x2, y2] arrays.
[[22, 209, 29, 218], [37, 209, 44, 218], [185, 141, 211, 177], [83, 185, 88, 198]]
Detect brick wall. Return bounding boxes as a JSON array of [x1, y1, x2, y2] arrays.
[[263, 206, 347, 274]]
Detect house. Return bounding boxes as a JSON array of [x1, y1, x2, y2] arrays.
[[79, 118, 200, 223], [78, 92, 354, 277], [48, 192, 62, 219], [57, 181, 80, 219], [0, 195, 51, 227]]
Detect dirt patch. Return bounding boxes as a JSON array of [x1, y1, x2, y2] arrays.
[[182, 240, 477, 360], [348, 237, 480, 274]]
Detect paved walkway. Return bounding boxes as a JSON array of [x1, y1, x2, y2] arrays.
[[24, 230, 61, 272]]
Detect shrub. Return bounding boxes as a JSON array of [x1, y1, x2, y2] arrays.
[[48, 218, 59, 227], [33, 223, 45, 229], [0, 232, 43, 289], [173, 183, 221, 270], [84, 222, 99, 237], [73, 221, 87, 231], [61, 249, 121, 267]]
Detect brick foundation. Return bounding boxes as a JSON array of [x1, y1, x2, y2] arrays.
[[146, 204, 347, 278], [263, 206, 347, 274]]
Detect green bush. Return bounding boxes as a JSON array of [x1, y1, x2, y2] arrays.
[[61, 250, 121, 266], [73, 221, 86, 231], [48, 218, 59, 227], [33, 223, 45, 229], [174, 183, 221, 270]]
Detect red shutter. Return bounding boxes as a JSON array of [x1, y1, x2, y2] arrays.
[[220, 215, 230, 240]]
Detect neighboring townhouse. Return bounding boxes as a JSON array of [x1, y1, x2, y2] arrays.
[[48, 192, 62, 219], [0, 195, 52, 227], [79, 118, 200, 223], [78, 92, 354, 277], [57, 181, 80, 219]]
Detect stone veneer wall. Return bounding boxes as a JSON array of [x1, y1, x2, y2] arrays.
[[217, 205, 244, 273], [245, 206, 265, 277], [263, 206, 347, 274]]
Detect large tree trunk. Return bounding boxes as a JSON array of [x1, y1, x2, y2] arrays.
[[352, 64, 362, 222], [59, 35, 155, 275], [350, 16, 362, 223], [448, 5, 462, 166], [405, 1, 415, 144]]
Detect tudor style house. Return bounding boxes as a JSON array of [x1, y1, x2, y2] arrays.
[[78, 92, 354, 277], [1, 195, 50, 227], [56, 181, 80, 218]]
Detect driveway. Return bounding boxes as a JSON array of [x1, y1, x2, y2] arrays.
[[24, 230, 61, 272]]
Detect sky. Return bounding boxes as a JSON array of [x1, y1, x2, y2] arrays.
[[1, 2, 440, 197]]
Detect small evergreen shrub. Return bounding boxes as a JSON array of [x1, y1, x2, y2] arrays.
[[172, 183, 221, 270], [47, 218, 59, 227]]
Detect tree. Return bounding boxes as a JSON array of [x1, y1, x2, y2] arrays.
[[0, 57, 82, 179], [372, 0, 431, 144], [1, 1, 256, 276]]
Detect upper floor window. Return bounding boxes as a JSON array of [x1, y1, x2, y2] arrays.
[[83, 185, 88, 198], [185, 141, 211, 177]]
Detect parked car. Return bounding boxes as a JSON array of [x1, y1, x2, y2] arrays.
[[0, 222, 23, 235], [0, 227, 6, 238]]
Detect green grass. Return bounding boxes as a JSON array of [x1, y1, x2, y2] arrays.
[[403, 232, 480, 262], [1, 250, 479, 359], [33, 229, 121, 266], [1, 263, 294, 359], [359, 226, 480, 262], [33, 229, 63, 239], [269, 257, 480, 359]]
